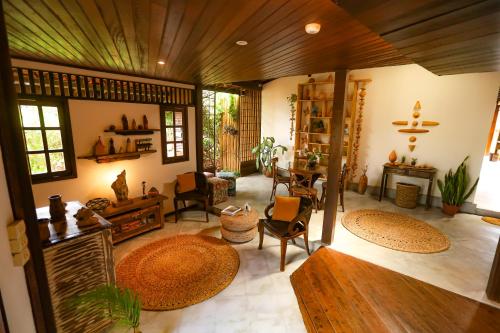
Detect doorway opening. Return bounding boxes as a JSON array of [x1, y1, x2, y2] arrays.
[[475, 88, 500, 212]]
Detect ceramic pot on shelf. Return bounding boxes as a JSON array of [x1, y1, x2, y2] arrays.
[[388, 150, 397, 164]]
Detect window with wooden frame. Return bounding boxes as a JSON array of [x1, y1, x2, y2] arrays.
[[18, 98, 76, 183], [160, 106, 189, 164]]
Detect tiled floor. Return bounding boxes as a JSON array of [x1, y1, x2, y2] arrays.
[[112, 174, 500, 333]]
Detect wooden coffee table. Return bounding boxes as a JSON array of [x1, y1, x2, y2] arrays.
[[220, 209, 259, 243]]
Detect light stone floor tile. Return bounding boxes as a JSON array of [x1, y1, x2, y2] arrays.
[[110, 174, 500, 333]]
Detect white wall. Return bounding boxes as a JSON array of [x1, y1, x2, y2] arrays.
[[262, 64, 500, 202], [11, 60, 197, 212], [0, 147, 36, 333]]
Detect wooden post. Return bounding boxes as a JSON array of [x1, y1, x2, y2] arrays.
[[486, 236, 500, 301], [0, 3, 55, 332], [321, 70, 348, 245], [195, 85, 204, 172]]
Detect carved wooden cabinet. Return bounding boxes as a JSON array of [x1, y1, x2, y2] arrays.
[[99, 195, 167, 244], [38, 202, 115, 333]]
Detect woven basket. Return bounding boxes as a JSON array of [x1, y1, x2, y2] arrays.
[[395, 182, 420, 209], [221, 226, 257, 243]]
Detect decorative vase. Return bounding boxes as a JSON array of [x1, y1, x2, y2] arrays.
[[389, 150, 397, 164], [109, 138, 116, 154], [38, 218, 50, 242], [442, 203, 460, 217], [358, 174, 368, 194], [49, 195, 66, 221], [264, 167, 272, 178]]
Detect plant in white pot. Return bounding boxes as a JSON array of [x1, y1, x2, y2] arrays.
[[252, 137, 288, 177], [437, 156, 479, 217]]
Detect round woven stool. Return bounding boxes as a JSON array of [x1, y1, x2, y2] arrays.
[[220, 209, 259, 243]]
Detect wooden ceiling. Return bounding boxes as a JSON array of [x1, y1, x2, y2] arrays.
[[3, 0, 411, 84], [338, 0, 500, 75]]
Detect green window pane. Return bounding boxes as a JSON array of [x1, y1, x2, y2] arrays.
[[175, 143, 184, 156], [166, 143, 175, 157], [42, 106, 60, 127], [20, 105, 40, 127], [24, 130, 44, 151], [165, 111, 173, 126], [49, 152, 66, 172], [28, 154, 47, 175], [175, 128, 183, 140], [166, 128, 174, 141], [46, 130, 63, 150], [175, 112, 183, 126]]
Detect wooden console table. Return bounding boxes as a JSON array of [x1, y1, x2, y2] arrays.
[[100, 195, 167, 244], [378, 163, 437, 209]]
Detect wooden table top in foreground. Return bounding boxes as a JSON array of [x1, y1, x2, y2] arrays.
[[291, 248, 500, 333]]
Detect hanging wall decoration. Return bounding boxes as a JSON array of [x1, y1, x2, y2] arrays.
[[349, 85, 367, 181], [392, 101, 440, 151], [287, 94, 297, 141]]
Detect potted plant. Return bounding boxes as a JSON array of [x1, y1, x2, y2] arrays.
[[71, 285, 141, 332], [437, 156, 479, 216], [252, 137, 288, 177], [305, 149, 322, 169]]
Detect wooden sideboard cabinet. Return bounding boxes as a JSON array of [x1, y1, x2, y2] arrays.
[[37, 201, 115, 333], [99, 195, 167, 244]]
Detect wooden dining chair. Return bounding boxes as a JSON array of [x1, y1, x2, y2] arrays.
[[258, 197, 313, 271], [269, 157, 290, 201], [174, 172, 210, 223], [289, 168, 318, 213], [319, 163, 349, 211]]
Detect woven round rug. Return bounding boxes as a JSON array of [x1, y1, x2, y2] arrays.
[[116, 235, 239, 310], [342, 210, 450, 253]]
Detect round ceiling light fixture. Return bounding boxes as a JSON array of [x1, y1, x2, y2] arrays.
[[157, 60, 165, 65], [236, 40, 248, 46], [305, 23, 321, 34]]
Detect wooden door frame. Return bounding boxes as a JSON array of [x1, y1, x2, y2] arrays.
[[484, 90, 500, 155], [0, 3, 55, 332]]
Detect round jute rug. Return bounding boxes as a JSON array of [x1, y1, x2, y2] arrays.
[[116, 235, 239, 310], [342, 210, 450, 253]]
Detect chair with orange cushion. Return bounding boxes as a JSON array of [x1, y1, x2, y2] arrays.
[[258, 196, 313, 271], [174, 172, 209, 223]]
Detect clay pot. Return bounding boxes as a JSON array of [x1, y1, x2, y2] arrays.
[[388, 150, 397, 164], [49, 195, 66, 221], [442, 203, 460, 217], [263, 167, 273, 178], [358, 174, 368, 194], [38, 218, 50, 242]]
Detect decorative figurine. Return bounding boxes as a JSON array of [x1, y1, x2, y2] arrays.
[[94, 136, 106, 156], [142, 181, 147, 199], [148, 187, 159, 197], [126, 138, 133, 153], [111, 170, 131, 206], [143, 115, 149, 129], [74, 207, 99, 227], [132, 119, 137, 130], [121, 114, 129, 130], [389, 150, 397, 164], [109, 138, 116, 154], [358, 165, 368, 194]]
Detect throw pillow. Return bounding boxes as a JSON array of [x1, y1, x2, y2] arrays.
[[272, 196, 301, 222], [177, 173, 196, 193]]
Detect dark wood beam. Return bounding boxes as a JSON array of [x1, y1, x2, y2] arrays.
[[486, 236, 500, 302], [195, 84, 203, 172], [0, 2, 55, 332], [321, 69, 348, 245]]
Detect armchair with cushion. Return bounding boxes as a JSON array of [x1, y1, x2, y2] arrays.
[[174, 172, 209, 223], [258, 196, 313, 271]]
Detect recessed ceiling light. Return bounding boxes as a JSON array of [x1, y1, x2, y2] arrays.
[[157, 60, 165, 65], [236, 40, 248, 46], [305, 23, 321, 34]]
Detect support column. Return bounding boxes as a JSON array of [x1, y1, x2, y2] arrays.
[[486, 236, 500, 301], [321, 70, 348, 245], [0, 3, 54, 332], [195, 85, 204, 172]]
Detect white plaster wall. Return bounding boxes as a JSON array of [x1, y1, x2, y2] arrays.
[[10, 59, 197, 211], [262, 64, 500, 202], [0, 147, 36, 333]]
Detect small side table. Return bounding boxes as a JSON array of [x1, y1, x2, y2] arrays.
[[220, 209, 259, 243], [378, 164, 437, 209]]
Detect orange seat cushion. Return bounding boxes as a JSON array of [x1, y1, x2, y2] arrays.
[[272, 196, 301, 222], [177, 173, 196, 193]]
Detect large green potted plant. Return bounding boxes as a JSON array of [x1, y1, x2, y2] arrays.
[[437, 156, 479, 216], [71, 285, 141, 332], [252, 137, 288, 177]]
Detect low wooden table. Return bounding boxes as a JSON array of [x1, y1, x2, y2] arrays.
[[220, 209, 259, 243], [378, 163, 437, 209]]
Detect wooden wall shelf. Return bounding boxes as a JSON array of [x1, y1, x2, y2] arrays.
[[78, 150, 157, 163], [104, 129, 160, 135]]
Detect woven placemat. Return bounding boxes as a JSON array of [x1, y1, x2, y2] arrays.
[[342, 209, 450, 253], [116, 235, 239, 310]]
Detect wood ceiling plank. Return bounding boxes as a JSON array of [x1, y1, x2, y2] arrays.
[[130, 0, 151, 73], [148, 0, 168, 77], [7, 30, 62, 62], [112, 0, 142, 72]]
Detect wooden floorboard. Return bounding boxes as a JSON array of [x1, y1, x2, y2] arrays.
[[290, 248, 500, 333]]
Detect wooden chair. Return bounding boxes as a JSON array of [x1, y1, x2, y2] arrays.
[[319, 163, 349, 211], [289, 169, 318, 213], [258, 197, 313, 271], [174, 172, 210, 223], [269, 157, 290, 201]]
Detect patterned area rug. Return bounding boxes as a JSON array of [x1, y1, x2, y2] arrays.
[[482, 216, 500, 226], [116, 235, 239, 310], [342, 210, 450, 253]]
